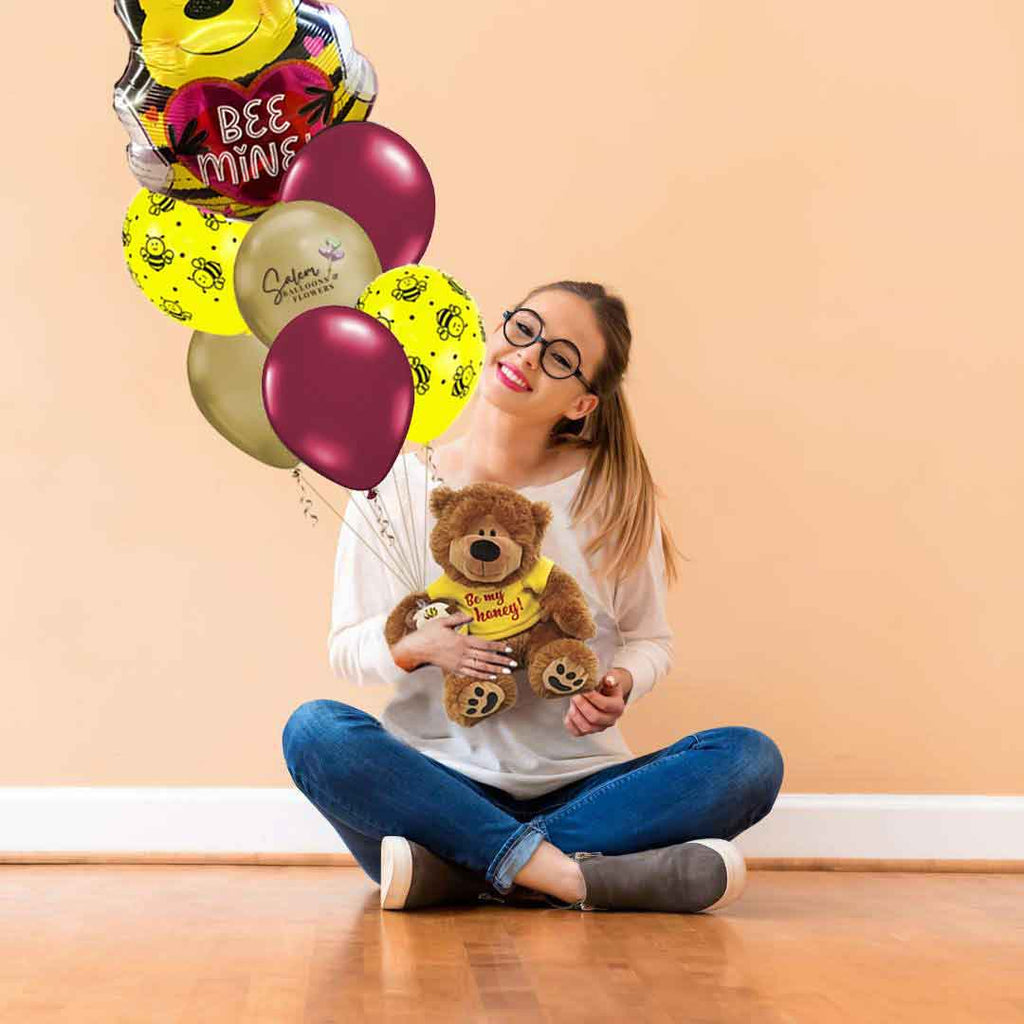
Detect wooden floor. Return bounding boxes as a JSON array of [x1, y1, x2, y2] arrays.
[[3, 866, 1022, 1023]]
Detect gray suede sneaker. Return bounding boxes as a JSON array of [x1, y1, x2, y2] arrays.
[[550, 839, 748, 913], [380, 836, 492, 911], [477, 883, 556, 908]]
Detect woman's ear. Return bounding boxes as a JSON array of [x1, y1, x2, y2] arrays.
[[430, 486, 458, 520], [564, 392, 599, 425], [577, 393, 600, 419]]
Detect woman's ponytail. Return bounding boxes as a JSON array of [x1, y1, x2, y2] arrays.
[[523, 280, 684, 588]]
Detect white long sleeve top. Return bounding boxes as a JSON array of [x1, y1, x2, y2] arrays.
[[328, 450, 674, 799]]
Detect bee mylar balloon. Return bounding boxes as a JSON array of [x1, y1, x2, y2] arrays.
[[123, 188, 250, 333], [357, 266, 485, 445], [112, 0, 377, 221]]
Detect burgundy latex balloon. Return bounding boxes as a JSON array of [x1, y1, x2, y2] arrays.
[[279, 122, 435, 270], [262, 307, 414, 491]]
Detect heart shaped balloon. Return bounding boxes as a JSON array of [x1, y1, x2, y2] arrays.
[[262, 307, 414, 490], [113, 0, 378, 220], [163, 64, 335, 209]]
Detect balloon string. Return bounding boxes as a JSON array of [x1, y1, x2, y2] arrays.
[[295, 467, 417, 593], [361, 487, 419, 593], [422, 446, 429, 591], [366, 483, 417, 591], [351, 491, 419, 593], [398, 451, 422, 588], [422, 443, 447, 588], [425, 442, 445, 484], [419, 444, 428, 589], [292, 467, 320, 526]]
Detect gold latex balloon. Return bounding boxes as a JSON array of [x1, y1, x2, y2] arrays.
[[357, 266, 485, 444], [122, 189, 250, 334], [187, 331, 298, 469], [233, 200, 381, 345]]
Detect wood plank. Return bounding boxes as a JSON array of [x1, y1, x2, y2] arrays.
[[1, 866, 1021, 1023], [2, 852, 1023, 872]]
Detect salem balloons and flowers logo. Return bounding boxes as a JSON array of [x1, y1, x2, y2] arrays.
[[261, 240, 345, 307]]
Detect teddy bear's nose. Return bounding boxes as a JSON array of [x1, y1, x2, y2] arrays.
[[184, 0, 235, 20], [469, 539, 501, 562]]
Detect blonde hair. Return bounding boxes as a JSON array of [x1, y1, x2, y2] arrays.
[[514, 280, 684, 588]]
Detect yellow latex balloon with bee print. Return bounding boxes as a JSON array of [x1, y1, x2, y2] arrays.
[[123, 189, 251, 334], [357, 266, 485, 445]]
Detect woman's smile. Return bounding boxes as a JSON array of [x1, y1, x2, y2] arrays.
[[496, 360, 533, 393]]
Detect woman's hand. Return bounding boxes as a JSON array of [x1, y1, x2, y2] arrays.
[[564, 669, 634, 736], [389, 611, 518, 679]]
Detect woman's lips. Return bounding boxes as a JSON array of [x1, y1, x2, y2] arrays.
[[496, 360, 532, 392]]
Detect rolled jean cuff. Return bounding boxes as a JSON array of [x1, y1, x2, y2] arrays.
[[486, 817, 549, 894]]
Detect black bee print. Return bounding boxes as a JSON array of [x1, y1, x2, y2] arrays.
[[375, 312, 394, 331], [451, 362, 476, 398], [391, 272, 428, 302], [139, 235, 175, 271], [121, 215, 132, 248], [444, 273, 469, 299], [355, 293, 366, 311], [409, 355, 431, 395], [189, 257, 225, 293], [148, 194, 177, 217], [200, 211, 226, 231], [160, 298, 193, 322], [435, 304, 465, 342]]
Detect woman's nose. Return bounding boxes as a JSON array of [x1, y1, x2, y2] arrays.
[[516, 346, 539, 370]]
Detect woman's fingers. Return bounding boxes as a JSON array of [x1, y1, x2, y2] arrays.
[[468, 637, 514, 653], [571, 696, 614, 728], [459, 664, 499, 681], [466, 639, 517, 668], [577, 688, 620, 712], [464, 649, 516, 670], [565, 704, 589, 735]]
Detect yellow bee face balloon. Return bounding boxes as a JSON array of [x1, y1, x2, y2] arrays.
[[113, 0, 377, 220], [122, 188, 250, 334], [136, 0, 297, 90], [357, 266, 485, 445]]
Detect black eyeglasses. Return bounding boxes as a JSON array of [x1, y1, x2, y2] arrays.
[[501, 308, 596, 394]]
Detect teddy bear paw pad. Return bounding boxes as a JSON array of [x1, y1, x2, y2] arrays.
[[458, 681, 506, 719], [544, 657, 589, 695]]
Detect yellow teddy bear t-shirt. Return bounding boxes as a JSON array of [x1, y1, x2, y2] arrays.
[[426, 556, 555, 640]]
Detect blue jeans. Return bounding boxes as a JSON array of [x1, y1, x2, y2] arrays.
[[282, 699, 784, 898]]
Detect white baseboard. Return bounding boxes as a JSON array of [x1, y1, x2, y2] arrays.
[[1, 789, 1022, 861]]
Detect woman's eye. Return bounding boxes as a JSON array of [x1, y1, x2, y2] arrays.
[[514, 322, 533, 339], [553, 353, 572, 369]]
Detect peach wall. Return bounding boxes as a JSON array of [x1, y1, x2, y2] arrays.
[[1, 1, 1020, 792]]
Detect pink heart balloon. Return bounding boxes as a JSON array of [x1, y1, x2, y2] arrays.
[[165, 63, 332, 209], [262, 307, 414, 490]]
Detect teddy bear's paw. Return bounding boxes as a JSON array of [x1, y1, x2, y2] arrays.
[[457, 681, 507, 720], [543, 656, 590, 696]]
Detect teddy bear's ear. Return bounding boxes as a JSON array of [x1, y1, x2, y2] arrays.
[[430, 486, 459, 520], [531, 500, 553, 538]]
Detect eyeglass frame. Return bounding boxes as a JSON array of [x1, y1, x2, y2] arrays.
[[501, 308, 597, 394]]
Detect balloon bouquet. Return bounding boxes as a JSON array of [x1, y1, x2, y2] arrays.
[[113, 0, 486, 590]]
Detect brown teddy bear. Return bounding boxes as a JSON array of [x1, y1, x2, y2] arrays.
[[384, 482, 599, 727]]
